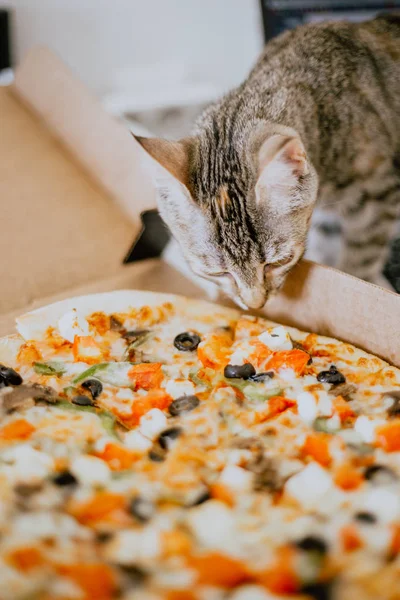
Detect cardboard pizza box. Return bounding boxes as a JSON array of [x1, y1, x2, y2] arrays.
[[0, 46, 399, 368]]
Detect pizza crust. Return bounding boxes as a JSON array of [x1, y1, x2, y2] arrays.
[[15, 289, 241, 342]]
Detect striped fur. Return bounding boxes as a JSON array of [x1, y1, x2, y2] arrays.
[[136, 14, 400, 307]]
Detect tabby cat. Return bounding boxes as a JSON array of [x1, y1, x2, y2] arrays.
[[134, 14, 400, 309]]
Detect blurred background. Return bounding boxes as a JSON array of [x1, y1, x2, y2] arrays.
[[1, 0, 400, 289]]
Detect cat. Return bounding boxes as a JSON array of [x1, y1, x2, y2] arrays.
[[134, 14, 400, 309]]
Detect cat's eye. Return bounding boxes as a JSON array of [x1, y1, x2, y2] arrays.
[[205, 271, 229, 278], [265, 253, 294, 272]]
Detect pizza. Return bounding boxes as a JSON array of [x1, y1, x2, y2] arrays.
[[0, 290, 399, 600]]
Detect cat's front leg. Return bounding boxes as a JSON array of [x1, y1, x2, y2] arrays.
[[338, 177, 400, 290]]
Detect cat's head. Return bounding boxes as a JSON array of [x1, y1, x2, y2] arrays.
[[134, 128, 318, 309]]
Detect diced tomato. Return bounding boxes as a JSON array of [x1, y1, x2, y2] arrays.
[[248, 340, 273, 369], [340, 524, 363, 552], [302, 433, 332, 467], [72, 336, 102, 364], [17, 343, 41, 365], [266, 349, 310, 375], [162, 529, 192, 558], [128, 362, 163, 390], [188, 552, 250, 587], [197, 332, 233, 369], [334, 463, 363, 491], [256, 546, 299, 594], [0, 419, 35, 441], [70, 492, 126, 526], [166, 593, 197, 600], [6, 547, 44, 572], [209, 482, 235, 507], [267, 396, 297, 419], [375, 420, 400, 452], [95, 443, 137, 471], [45, 326, 72, 350], [119, 389, 172, 428], [55, 563, 116, 600], [87, 312, 110, 336], [390, 523, 400, 555], [332, 395, 355, 422]]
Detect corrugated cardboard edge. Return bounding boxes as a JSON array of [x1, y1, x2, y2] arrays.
[[266, 260, 400, 367], [12, 46, 157, 234]]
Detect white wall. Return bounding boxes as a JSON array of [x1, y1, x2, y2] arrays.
[[6, 0, 264, 97]]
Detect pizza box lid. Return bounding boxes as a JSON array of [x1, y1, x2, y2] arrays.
[[0, 46, 400, 367], [0, 46, 155, 316]]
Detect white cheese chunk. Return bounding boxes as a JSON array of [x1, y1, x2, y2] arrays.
[[354, 416, 385, 443], [362, 488, 400, 523], [115, 388, 135, 401], [165, 379, 195, 399], [219, 464, 253, 492], [285, 463, 332, 509], [297, 392, 318, 423], [57, 308, 90, 343], [229, 343, 253, 366], [139, 409, 167, 440], [124, 430, 153, 452], [186, 500, 237, 553], [3, 444, 54, 484], [13, 511, 90, 541], [317, 391, 333, 417], [258, 326, 292, 351], [109, 337, 128, 360], [106, 527, 161, 564], [279, 368, 297, 382], [230, 586, 277, 600], [70, 455, 111, 486], [48, 578, 83, 599]]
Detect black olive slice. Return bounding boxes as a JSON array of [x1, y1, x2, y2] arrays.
[[354, 511, 377, 524], [224, 363, 256, 380], [317, 365, 345, 385], [81, 379, 103, 400], [129, 496, 155, 522], [72, 395, 95, 407], [295, 535, 328, 555], [168, 395, 200, 416], [148, 447, 167, 462], [190, 489, 211, 506], [249, 371, 275, 382], [173, 332, 201, 352], [364, 464, 398, 484], [0, 365, 23, 386], [53, 471, 78, 486], [158, 427, 183, 449]]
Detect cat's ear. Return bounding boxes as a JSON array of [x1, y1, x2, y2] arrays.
[[256, 135, 311, 211], [132, 134, 205, 234], [132, 134, 192, 189]]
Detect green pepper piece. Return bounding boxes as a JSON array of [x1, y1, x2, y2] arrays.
[[33, 361, 66, 376]]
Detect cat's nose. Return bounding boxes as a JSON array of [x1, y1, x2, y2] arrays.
[[238, 287, 267, 310]]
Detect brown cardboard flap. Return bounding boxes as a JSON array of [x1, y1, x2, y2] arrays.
[[0, 86, 133, 314], [12, 47, 157, 227]]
